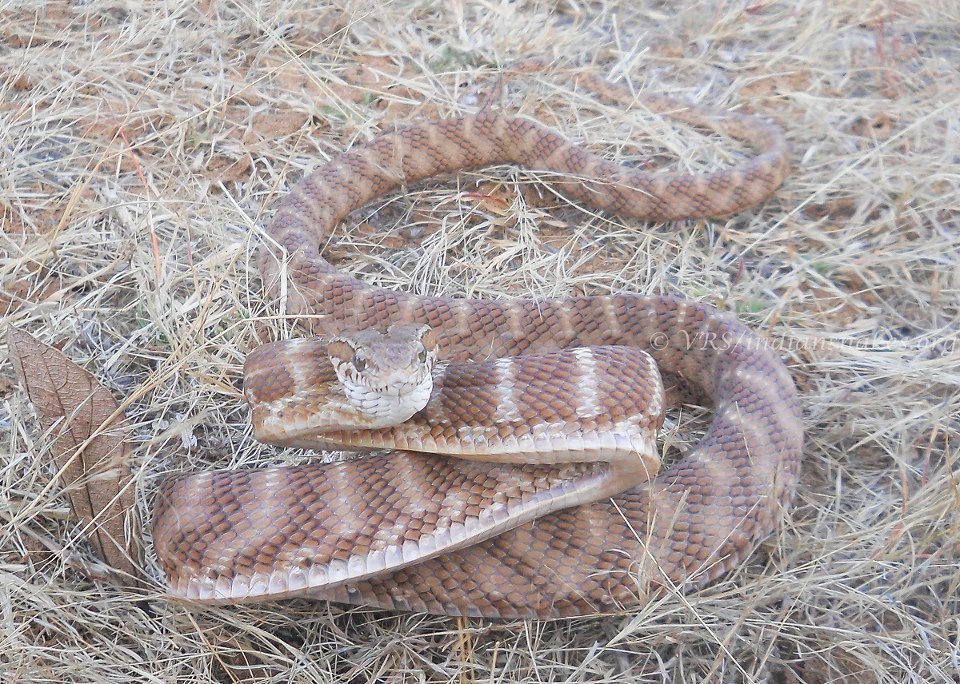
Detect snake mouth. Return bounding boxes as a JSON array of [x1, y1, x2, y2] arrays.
[[338, 369, 436, 426]]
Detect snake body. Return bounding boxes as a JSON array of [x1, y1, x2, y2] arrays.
[[153, 76, 803, 619]]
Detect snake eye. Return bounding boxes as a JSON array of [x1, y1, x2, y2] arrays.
[[353, 352, 366, 372]]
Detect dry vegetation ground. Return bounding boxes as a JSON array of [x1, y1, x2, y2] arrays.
[[2, 0, 959, 682]]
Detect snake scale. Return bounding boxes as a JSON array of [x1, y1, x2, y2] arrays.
[[153, 71, 804, 619]]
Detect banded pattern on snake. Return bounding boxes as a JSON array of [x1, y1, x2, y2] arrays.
[[153, 71, 803, 619]]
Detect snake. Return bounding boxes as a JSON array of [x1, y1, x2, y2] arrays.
[[152, 70, 804, 619]]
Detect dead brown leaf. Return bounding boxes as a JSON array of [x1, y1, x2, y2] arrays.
[[213, 634, 282, 683], [7, 328, 144, 587], [849, 113, 896, 140], [204, 153, 253, 184], [1, 276, 62, 316], [250, 111, 310, 140]]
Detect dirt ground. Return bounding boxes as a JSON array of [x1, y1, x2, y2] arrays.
[[2, 1, 958, 682]]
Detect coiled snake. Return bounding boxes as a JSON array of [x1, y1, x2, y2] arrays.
[[153, 70, 803, 619]]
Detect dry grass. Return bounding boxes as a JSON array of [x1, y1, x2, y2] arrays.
[[2, 0, 959, 681]]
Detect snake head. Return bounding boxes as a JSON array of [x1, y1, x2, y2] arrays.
[[327, 323, 439, 426]]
